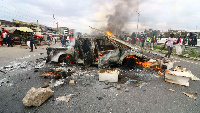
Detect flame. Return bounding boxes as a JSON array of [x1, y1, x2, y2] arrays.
[[96, 57, 98, 61], [40, 72, 61, 77], [106, 29, 115, 37], [100, 53, 103, 56], [125, 55, 162, 69], [66, 54, 70, 58], [126, 55, 137, 59], [136, 61, 152, 68], [126, 55, 152, 68], [62, 60, 64, 63]]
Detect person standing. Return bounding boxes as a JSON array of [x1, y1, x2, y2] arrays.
[[140, 33, 145, 48], [175, 36, 182, 55], [182, 36, 187, 51], [33, 36, 37, 49], [150, 36, 154, 48], [124, 35, 127, 41], [3, 31, 8, 46], [194, 32, 197, 46], [47, 35, 51, 46], [165, 33, 176, 58], [6, 32, 13, 47], [53, 36, 56, 44], [29, 34, 34, 52]]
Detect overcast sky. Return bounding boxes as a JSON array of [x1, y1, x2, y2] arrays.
[[1, 0, 200, 34]]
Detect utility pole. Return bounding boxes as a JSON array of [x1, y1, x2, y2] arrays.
[[53, 14, 55, 31], [136, 11, 140, 38], [56, 22, 58, 34], [37, 20, 39, 32]]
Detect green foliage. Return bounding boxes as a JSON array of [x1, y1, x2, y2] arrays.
[[182, 49, 200, 58], [154, 45, 168, 51]]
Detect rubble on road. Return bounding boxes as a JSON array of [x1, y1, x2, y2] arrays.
[[183, 92, 197, 99], [55, 94, 75, 102], [165, 66, 200, 86], [125, 89, 129, 92], [98, 70, 119, 82], [116, 84, 121, 90], [158, 71, 164, 76], [23, 87, 54, 107], [69, 80, 75, 86], [169, 89, 175, 92]]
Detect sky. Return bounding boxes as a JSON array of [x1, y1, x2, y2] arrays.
[[0, 0, 200, 34]]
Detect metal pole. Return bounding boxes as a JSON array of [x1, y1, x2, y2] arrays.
[[136, 11, 140, 38], [56, 22, 58, 34]]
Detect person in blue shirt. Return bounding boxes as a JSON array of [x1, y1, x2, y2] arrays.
[[6, 32, 13, 47]]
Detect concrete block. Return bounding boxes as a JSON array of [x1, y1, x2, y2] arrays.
[[23, 87, 54, 107], [69, 80, 75, 86], [117, 84, 120, 90], [99, 70, 119, 82]]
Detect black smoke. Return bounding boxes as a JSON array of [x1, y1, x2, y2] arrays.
[[107, 0, 139, 35]]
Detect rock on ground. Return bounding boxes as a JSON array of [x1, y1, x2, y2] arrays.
[[22, 87, 54, 107]]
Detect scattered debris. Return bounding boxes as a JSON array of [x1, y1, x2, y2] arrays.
[[125, 89, 129, 92], [163, 61, 174, 70], [69, 80, 75, 86], [99, 70, 119, 82], [56, 68, 62, 72], [139, 82, 148, 88], [136, 81, 148, 88], [116, 84, 121, 90], [55, 94, 75, 102], [183, 92, 197, 99], [66, 94, 72, 102], [124, 79, 137, 85], [50, 79, 65, 87], [40, 72, 61, 78], [104, 80, 109, 85], [165, 67, 200, 86], [169, 89, 175, 92], [103, 86, 114, 89], [23, 87, 54, 107], [158, 71, 164, 76], [97, 97, 103, 100], [55, 96, 67, 101], [152, 74, 160, 78]]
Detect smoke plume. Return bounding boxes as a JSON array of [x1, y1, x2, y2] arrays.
[[107, 0, 139, 34]]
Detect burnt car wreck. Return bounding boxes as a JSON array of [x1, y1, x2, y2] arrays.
[[46, 34, 169, 70]]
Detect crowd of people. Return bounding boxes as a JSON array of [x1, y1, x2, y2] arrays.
[[0, 28, 13, 47], [118, 32, 199, 59]]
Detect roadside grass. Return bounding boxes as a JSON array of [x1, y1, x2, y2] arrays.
[[153, 45, 200, 58]]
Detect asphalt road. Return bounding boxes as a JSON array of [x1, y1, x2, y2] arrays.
[[0, 42, 200, 113]]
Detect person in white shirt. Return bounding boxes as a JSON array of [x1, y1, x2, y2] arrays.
[[3, 31, 7, 45], [164, 33, 176, 58]]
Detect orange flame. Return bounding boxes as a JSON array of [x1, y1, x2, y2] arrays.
[[106, 29, 115, 37], [136, 61, 152, 68], [40, 72, 61, 77], [66, 54, 70, 58], [126, 55, 137, 59]]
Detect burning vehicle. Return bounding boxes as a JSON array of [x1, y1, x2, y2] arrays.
[[46, 30, 153, 69]]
